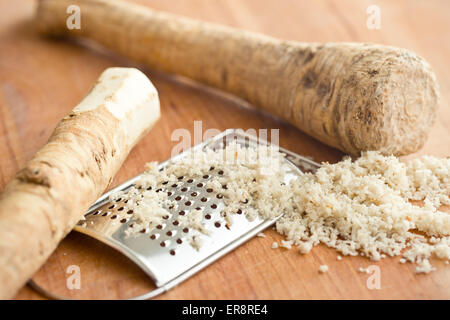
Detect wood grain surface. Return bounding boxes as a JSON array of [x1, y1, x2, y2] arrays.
[[1, 0, 449, 299]]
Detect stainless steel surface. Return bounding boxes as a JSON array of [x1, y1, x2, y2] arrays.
[[72, 129, 320, 297]]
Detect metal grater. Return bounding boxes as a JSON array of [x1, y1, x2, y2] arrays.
[[35, 129, 320, 299]]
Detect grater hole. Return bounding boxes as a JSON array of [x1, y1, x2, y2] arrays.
[[162, 181, 168, 185], [170, 250, 176, 256], [237, 209, 243, 214], [183, 227, 189, 233], [146, 186, 152, 191], [181, 187, 188, 192], [175, 196, 182, 201], [203, 175, 209, 179], [222, 184, 228, 189], [218, 170, 224, 175], [191, 192, 198, 197], [140, 228, 147, 234], [115, 198, 122, 202], [92, 210, 100, 215], [127, 210, 134, 214], [178, 176, 184, 180], [111, 215, 117, 220], [214, 222, 221, 228], [187, 179, 193, 183], [171, 184, 178, 188], [117, 207, 124, 211], [108, 204, 115, 210], [206, 188, 213, 193], [163, 215, 169, 220], [201, 197, 208, 202], [195, 207, 201, 211], [167, 191, 173, 196], [156, 188, 162, 193], [211, 204, 217, 209], [102, 212, 110, 217], [176, 238, 183, 244], [160, 241, 166, 247], [150, 234, 159, 240], [156, 224, 163, 230], [120, 218, 127, 223], [185, 201, 192, 206], [241, 199, 249, 204], [179, 210, 185, 216], [217, 194, 223, 199], [166, 231, 173, 236], [209, 166, 215, 171], [205, 214, 211, 220], [173, 220, 179, 226]]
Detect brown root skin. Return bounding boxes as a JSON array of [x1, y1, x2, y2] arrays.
[[304, 43, 439, 156], [0, 108, 124, 299], [36, 0, 439, 156], [0, 67, 160, 299]]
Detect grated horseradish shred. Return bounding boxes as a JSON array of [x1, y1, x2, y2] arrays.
[[111, 142, 449, 273]]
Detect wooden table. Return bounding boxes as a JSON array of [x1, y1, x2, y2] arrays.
[[1, 0, 449, 299]]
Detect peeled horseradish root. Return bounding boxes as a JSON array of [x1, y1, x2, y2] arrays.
[[0, 67, 160, 299]]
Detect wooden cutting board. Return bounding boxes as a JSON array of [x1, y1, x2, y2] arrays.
[[1, 0, 449, 299]]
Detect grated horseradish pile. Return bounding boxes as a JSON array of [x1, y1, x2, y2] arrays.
[[111, 142, 450, 273]]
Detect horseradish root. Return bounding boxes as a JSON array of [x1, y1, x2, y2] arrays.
[[0, 68, 160, 299], [36, 0, 439, 156]]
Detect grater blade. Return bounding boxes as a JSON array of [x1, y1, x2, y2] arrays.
[[74, 129, 320, 298]]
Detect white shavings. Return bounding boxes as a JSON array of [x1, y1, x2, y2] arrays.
[[111, 142, 449, 273], [189, 235, 203, 251], [401, 237, 450, 272], [115, 142, 288, 250], [297, 241, 313, 254], [280, 240, 293, 249], [404, 156, 450, 207], [178, 208, 210, 235], [277, 151, 450, 273], [119, 186, 175, 237], [415, 259, 436, 274], [319, 265, 329, 273], [257, 232, 266, 238], [359, 267, 369, 273]]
